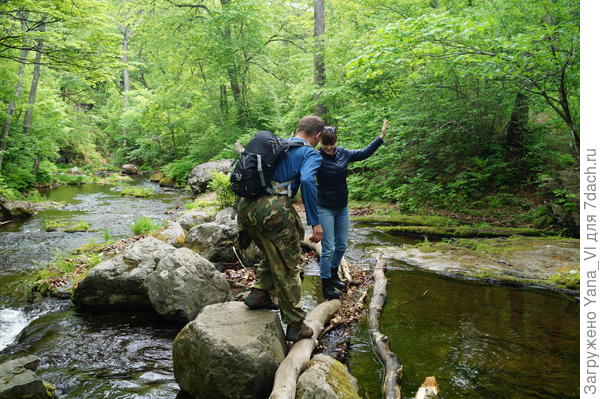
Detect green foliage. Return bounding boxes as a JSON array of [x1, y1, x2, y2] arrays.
[[102, 228, 112, 242], [131, 217, 164, 235], [208, 171, 236, 210], [161, 158, 196, 185]]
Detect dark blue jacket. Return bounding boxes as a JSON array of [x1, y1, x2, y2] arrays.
[[317, 136, 383, 209]]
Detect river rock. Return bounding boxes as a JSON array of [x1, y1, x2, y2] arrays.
[[0, 356, 56, 399], [173, 301, 286, 399], [296, 354, 360, 399], [0, 199, 36, 220], [72, 237, 176, 308], [188, 159, 232, 195], [185, 220, 238, 264], [145, 248, 231, 323], [159, 176, 176, 187], [121, 164, 139, 175], [149, 171, 165, 182], [176, 208, 216, 231], [153, 222, 186, 247]]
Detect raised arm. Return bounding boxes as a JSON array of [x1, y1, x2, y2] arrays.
[[348, 119, 388, 162]]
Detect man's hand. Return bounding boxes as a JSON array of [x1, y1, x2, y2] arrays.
[[379, 119, 389, 139], [310, 224, 323, 243]]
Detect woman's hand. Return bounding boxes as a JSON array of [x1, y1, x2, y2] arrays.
[[379, 119, 389, 139]]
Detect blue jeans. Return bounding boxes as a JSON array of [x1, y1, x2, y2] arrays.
[[318, 206, 349, 279]]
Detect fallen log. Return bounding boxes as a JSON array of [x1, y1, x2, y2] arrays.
[[415, 376, 439, 399], [269, 299, 342, 399], [300, 240, 353, 284], [368, 256, 403, 399]]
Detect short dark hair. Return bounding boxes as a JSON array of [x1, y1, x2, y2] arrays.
[[321, 129, 337, 145], [297, 115, 324, 136]]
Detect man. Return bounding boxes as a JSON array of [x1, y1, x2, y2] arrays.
[[237, 115, 324, 342]]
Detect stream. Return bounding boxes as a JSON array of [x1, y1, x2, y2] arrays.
[[0, 181, 579, 398]]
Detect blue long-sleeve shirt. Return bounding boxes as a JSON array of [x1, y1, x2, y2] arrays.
[[272, 137, 322, 226], [317, 136, 383, 209]]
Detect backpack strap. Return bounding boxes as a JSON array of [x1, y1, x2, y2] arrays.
[[267, 139, 309, 196]]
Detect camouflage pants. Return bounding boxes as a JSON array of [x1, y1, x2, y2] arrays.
[[237, 195, 305, 324]]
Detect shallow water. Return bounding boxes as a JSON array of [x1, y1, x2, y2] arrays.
[[0, 182, 579, 398]]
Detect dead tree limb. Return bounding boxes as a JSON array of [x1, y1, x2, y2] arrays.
[[300, 240, 353, 283], [415, 376, 439, 399], [269, 299, 342, 399], [368, 256, 403, 399]]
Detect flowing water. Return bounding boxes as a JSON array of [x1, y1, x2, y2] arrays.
[[0, 182, 579, 398]]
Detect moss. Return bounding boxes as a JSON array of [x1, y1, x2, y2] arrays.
[[64, 220, 91, 232], [377, 224, 550, 238], [44, 220, 69, 231], [149, 172, 165, 182], [547, 270, 580, 290], [158, 176, 176, 187], [352, 213, 460, 227], [120, 186, 154, 197], [440, 235, 577, 256], [29, 242, 105, 296], [97, 173, 133, 184], [324, 359, 360, 399], [185, 199, 218, 210], [43, 381, 57, 399]]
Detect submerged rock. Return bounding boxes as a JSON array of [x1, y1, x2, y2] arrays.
[[145, 248, 231, 323], [173, 301, 286, 399], [0, 355, 56, 399], [153, 222, 186, 247], [188, 159, 232, 195], [72, 237, 176, 308], [296, 354, 360, 399], [121, 164, 139, 175], [372, 236, 580, 290]]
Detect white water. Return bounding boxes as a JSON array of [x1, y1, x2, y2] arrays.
[[0, 307, 29, 351]]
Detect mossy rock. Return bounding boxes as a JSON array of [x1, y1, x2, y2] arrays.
[[377, 224, 550, 238], [149, 172, 165, 182], [158, 176, 176, 187], [296, 354, 360, 399], [352, 213, 460, 226], [44, 220, 69, 232], [64, 221, 90, 233]]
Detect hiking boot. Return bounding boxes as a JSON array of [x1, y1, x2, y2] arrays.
[[285, 321, 314, 342], [244, 288, 279, 310], [330, 268, 347, 292], [321, 278, 342, 300]]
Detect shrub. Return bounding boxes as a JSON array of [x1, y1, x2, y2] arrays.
[[162, 158, 196, 185], [131, 217, 164, 235], [208, 171, 235, 210]]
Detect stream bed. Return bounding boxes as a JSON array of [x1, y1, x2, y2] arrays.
[[0, 182, 579, 398]]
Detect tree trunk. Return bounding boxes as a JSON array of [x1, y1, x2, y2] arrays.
[[505, 92, 528, 153], [122, 26, 132, 109], [22, 20, 45, 136], [269, 299, 342, 399], [368, 257, 403, 399], [0, 14, 29, 171], [313, 0, 326, 116]]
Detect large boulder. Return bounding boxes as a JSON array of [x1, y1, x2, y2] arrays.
[[0, 199, 36, 220], [145, 248, 231, 323], [185, 208, 263, 267], [0, 356, 56, 399], [176, 208, 216, 231], [188, 159, 232, 195], [296, 354, 360, 399], [72, 237, 176, 308], [153, 222, 186, 247], [121, 164, 139, 175], [173, 301, 287, 399]]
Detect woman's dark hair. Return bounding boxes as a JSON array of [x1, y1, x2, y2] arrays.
[[321, 128, 337, 145], [297, 115, 325, 136]]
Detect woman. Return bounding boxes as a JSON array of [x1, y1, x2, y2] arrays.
[[317, 120, 388, 299]]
